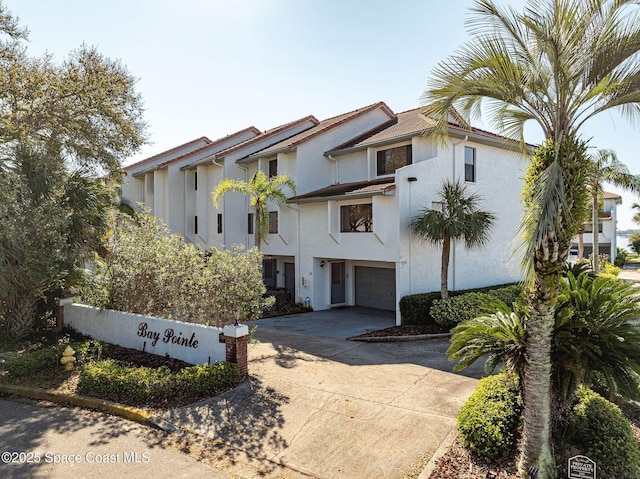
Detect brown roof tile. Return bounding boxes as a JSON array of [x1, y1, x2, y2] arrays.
[[241, 102, 396, 162], [289, 177, 395, 203], [125, 136, 212, 171]]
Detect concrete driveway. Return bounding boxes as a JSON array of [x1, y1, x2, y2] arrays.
[[254, 306, 396, 339], [163, 310, 484, 479]]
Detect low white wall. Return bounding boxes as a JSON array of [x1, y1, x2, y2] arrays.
[[63, 302, 226, 365]]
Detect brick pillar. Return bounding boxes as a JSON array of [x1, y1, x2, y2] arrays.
[[56, 297, 74, 333], [223, 324, 249, 376]]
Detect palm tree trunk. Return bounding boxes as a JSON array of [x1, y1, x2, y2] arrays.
[[577, 228, 584, 261], [254, 204, 261, 250], [441, 235, 450, 300], [519, 243, 561, 479], [592, 194, 600, 273]]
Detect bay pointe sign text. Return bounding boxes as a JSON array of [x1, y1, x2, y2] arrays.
[[62, 302, 226, 365]]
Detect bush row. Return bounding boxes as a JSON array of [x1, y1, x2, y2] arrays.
[[458, 374, 640, 478], [78, 360, 240, 404], [400, 283, 522, 328]]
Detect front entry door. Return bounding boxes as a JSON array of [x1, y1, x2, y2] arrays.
[[330, 262, 346, 305]]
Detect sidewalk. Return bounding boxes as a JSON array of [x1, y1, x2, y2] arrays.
[[162, 328, 482, 479]]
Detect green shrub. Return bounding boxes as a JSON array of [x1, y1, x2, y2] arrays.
[[4, 346, 62, 377], [400, 283, 521, 327], [176, 362, 240, 395], [602, 262, 621, 276], [615, 248, 628, 268], [431, 285, 523, 329], [79, 359, 241, 404], [79, 360, 173, 402], [457, 372, 522, 460], [399, 292, 442, 326], [565, 387, 640, 479]]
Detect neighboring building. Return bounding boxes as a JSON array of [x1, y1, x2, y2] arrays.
[[123, 103, 530, 324], [570, 191, 622, 264]]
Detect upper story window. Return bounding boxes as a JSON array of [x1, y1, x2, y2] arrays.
[[584, 222, 603, 234], [269, 211, 278, 234], [194, 171, 198, 190], [268, 159, 278, 178], [464, 146, 476, 182], [248, 213, 254, 234], [377, 145, 412, 176], [340, 204, 372, 232], [217, 214, 223, 234]]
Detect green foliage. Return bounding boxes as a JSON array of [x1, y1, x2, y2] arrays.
[[615, 248, 628, 268], [457, 372, 522, 461], [0, 4, 146, 339], [79, 360, 240, 404], [175, 363, 240, 395], [431, 285, 523, 329], [80, 211, 272, 326], [399, 292, 442, 326], [3, 346, 62, 377], [565, 387, 640, 479], [630, 232, 640, 255], [411, 179, 495, 299], [563, 261, 593, 278], [400, 283, 521, 327], [212, 171, 296, 249], [602, 262, 620, 276], [448, 303, 526, 375]]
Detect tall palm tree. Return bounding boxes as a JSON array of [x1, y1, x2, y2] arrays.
[[632, 202, 640, 226], [421, 1, 640, 477], [212, 171, 296, 250], [586, 149, 640, 273], [411, 179, 495, 300]]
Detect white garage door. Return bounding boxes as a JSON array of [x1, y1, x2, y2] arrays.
[[355, 266, 396, 311]]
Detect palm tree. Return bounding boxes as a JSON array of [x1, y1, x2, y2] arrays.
[[411, 179, 495, 300], [421, 1, 640, 477], [212, 171, 296, 250], [585, 149, 640, 273], [632, 202, 640, 226]]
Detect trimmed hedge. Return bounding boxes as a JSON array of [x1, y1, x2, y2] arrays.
[[431, 284, 523, 329], [565, 387, 640, 479], [400, 283, 522, 328], [457, 372, 522, 460], [79, 360, 240, 404]]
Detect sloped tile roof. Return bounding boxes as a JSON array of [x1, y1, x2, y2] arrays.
[[125, 136, 212, 171], [240, 102, 396, 162], [156, 126, 261, 167], [602, 191, 622, 200], [289, 177, 395, 203]]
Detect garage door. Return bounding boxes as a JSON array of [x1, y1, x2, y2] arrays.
[[355, 266, 396, 311]]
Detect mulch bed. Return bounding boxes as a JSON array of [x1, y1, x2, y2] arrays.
[[350, 324, 448, 339]]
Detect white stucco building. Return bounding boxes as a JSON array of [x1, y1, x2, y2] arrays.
[[123, 102, 531, 324]]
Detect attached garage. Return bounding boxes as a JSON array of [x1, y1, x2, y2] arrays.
[[354, 266, 396, 311]]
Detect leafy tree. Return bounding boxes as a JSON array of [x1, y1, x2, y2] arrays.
[[212, 171, 296, 250], [0, 3, 146, 338], [629, 232, 640, 255], [632, 202, 640, 226], [82, 211, 272, 326], [422, 1, 640, 476], [585, 149, 640, 272], [411, 179, 495, 300]]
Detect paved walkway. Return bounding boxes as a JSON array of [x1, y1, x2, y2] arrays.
[[163, 316, 483, 479]]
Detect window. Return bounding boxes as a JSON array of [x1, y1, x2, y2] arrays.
[[194, 216, 198, 235], [584, 222, 603, 233], [268, 159, 278, 178], [217, 214, 222, 234], [376, 145, 412, 175], [194, 171, 198, 190], [269, 211, 278, 234], [340, 204, 372, 232], [464, 146, 476, 182], [248, 213, 254, 234]]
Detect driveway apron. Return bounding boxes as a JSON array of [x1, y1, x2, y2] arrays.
[[162, 313, 482, 479]]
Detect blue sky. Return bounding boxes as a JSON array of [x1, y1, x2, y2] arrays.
[[9, 0, 640, 229]]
